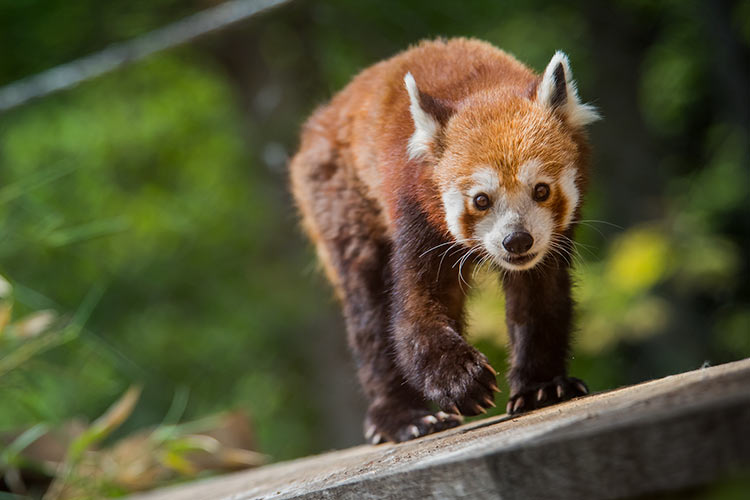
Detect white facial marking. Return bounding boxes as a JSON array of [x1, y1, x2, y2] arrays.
[[516, 159, 552, 186], [558, 167, 580, 229], [468, 168, 500, 197], [442, 167, 499, 241], [538, 51, 600, 128], [404, 72, 439, 160], [442, 185, 464, 239]]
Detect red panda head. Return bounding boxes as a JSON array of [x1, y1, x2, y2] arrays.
[[405, 52, 599, 271]]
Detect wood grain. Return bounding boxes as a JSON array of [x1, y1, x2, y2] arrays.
[[129, 358, 750, 500]]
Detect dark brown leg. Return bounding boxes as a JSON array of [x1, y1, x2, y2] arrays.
[[502, 250, 588, 414], [389, 197, 499, 416], [291, 152, 461, 442]]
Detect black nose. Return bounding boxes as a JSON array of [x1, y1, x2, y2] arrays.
[[502, 231, 534, 254]]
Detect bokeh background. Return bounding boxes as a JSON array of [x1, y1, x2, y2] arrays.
[[1, 0, 749, 497]]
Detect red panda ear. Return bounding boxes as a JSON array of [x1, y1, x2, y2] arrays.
[[536, 52, 600, 128], [404, 72, 454, 161]]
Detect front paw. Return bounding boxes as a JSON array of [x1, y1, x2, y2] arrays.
[[506, 376, 588, 415], [364, 404, 463, 444], [420, 340, 500, 416]]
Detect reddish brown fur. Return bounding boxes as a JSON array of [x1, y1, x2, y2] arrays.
[[290, 38, 593, 443]]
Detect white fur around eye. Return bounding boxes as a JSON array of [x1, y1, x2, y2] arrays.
[[517, 159, 553, 188], [443, 167, 500, 240], [468, 167, 500, 197], [517, 159, 541, 185], [558, 167, 580, 229]]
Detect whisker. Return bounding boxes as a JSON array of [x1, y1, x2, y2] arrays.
[[576, 219, 624, 230], [472, 252, 493, 280], [555, 232, 596, 251], [556, 218, 621, 242], [555, 233, 589, 264], [546, 238, 576, 269], [575, 222, 607, 239], [419, 238, 476, 258], [472, 254, 486, 280], [452, 246, 475, 269], [552, 232, 596, 263], [457, 247, 479, 292], [433, 238, 480, 282], [436, 242, 462, 282]]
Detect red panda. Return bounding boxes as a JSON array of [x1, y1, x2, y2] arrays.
[[290, 38, 598, 443]]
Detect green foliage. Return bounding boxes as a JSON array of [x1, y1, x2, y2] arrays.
[[0, 53, 321, 462]]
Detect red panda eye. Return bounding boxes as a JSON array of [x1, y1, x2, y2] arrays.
[[473, 193, 491, 210], [533, 183, 550, 202]]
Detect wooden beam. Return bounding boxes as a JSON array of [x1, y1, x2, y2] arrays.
[[129, 358, 750, 499]]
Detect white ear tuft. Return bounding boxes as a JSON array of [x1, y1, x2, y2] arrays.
[[538, 51, 600, 128], [404, 72, 439, 160]]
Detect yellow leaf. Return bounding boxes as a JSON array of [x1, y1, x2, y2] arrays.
[[606, 227, 670, 294]]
